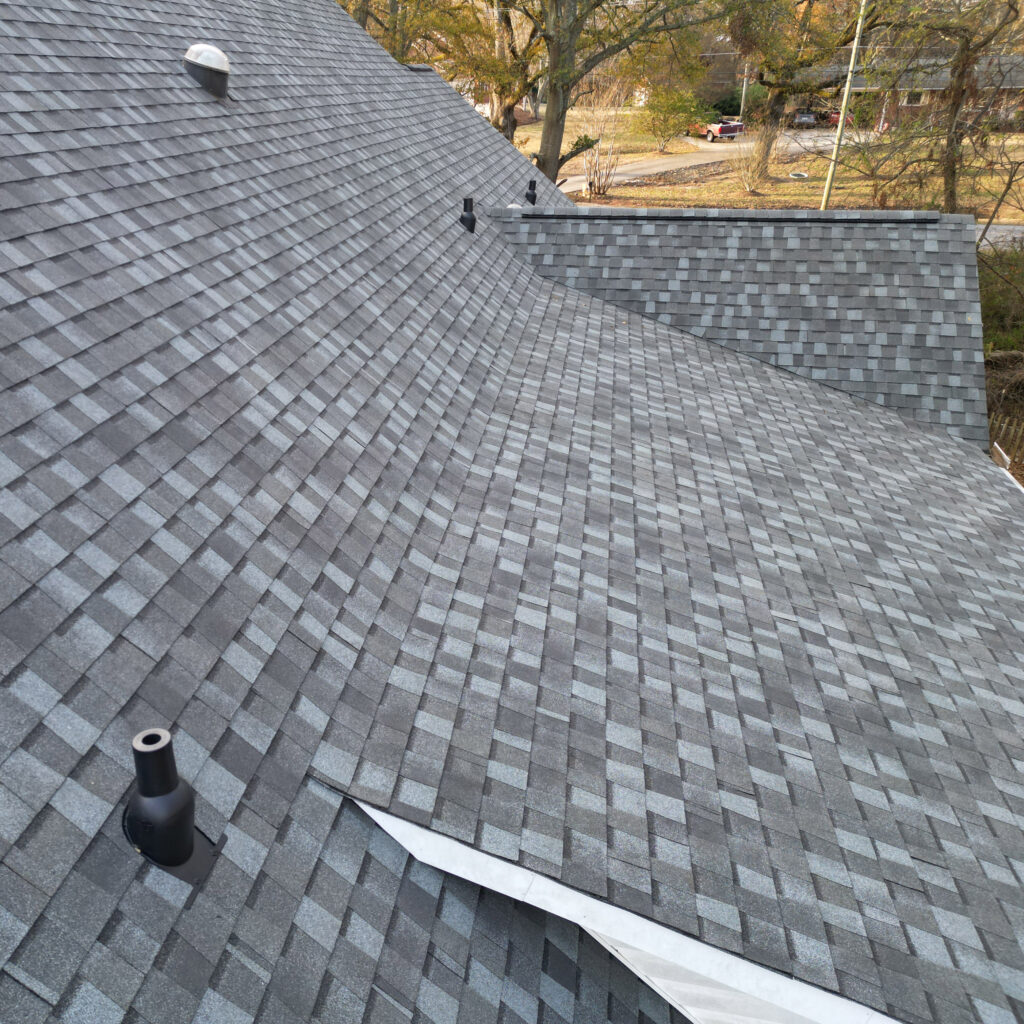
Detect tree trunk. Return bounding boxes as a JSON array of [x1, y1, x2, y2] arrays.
[[940, 40, 971, 214], [940, 127, 962, 214], [352, 0, 369, 29], [491, 97, 519, 141], [385, 0, 400, 57], [490, 2, 508, 137], [751, 89, 786, 182], [537, 73, 572, 181]]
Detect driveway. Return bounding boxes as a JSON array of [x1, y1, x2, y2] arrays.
[[558, 129, 836, 194], [978, 223, 1024, 246], [558, 143, 733, 193]]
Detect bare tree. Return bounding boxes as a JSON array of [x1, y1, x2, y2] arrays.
[[577, 75, 630, 194], [868, 0, 1022, 212], [977, 141, 1024, 245]]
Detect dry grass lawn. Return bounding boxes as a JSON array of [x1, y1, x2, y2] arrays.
[[571, 145, 1024, 224], [514, 108, 697, 177]]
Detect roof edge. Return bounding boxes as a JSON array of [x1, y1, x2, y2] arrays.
[[488, 206, 970, 225], [999, 465, 1024, 495], [357, 800, 904, 1024]]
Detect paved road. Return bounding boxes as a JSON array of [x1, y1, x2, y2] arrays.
[[978, 223, 1024, 245]]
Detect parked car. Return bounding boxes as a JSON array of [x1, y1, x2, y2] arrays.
[[791, 110, 817, 129], [827, 109, 854, 128], [697, 116, 744, 142]]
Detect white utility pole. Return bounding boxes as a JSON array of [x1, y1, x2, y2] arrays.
[[820, 0, 869, 210], [739, 61, 751, 119]]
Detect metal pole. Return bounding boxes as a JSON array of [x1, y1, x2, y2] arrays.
[[739, 61, 750, 119], [820, 0, 869, 210]]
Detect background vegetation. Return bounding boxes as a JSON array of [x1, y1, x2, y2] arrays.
[[340, 0, 1024, 475], [980, 242, 1024, 355]]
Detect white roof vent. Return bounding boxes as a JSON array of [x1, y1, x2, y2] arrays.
[[184, 43, 230, 98]]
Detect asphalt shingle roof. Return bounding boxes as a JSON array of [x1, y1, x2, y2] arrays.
[[2, 1, 1024, 1023], [492, 207, 989, 444], [4, 779, 693, 1023]]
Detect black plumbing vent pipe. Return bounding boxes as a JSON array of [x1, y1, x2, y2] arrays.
[[525, 180, 538, 205], [121, 728, 222, 892], [125, 728, 195, 866], [460, 197, 476, 233]]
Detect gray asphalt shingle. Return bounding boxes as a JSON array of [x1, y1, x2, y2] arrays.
[[1, 0, 1024, 1023], [492, 207, 988, 444]]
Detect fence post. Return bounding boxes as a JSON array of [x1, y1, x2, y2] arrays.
[[992, 414, 1024, 467]]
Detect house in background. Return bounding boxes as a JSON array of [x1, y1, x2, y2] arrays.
[[806, 51, 1024, 127], [1, 1, 1024, 1024]]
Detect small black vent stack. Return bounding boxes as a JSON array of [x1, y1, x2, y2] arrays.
[[124, 728, 221, 887], [525, 179, 538, 205], [125, 728, 194, 865], [460, 197, 476, 233]]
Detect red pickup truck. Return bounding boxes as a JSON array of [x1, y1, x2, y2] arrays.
[[699, 117, 744, 142]]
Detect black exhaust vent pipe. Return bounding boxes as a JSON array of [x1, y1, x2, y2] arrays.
[[125, 728, 195, 866], [525, 180, 538, 205], [460, 197, 476, 233]]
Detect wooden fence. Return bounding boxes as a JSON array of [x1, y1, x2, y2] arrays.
[[990, 414, 1024, 469]]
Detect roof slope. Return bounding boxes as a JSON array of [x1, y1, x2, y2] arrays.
[[492, 207, 988, 444], [5, 781, 693, 1024], [2, 1, 1024, 1023]]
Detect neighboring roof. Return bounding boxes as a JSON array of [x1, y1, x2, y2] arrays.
[[812, 52, 1024, 92], [2, 2, 1024, 1024], [492, 207, 988, 444]]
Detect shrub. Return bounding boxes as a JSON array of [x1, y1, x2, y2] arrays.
[[640, 86, 700, 152], [712, 83, 768, 119], [735, 121, 779, 192]]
